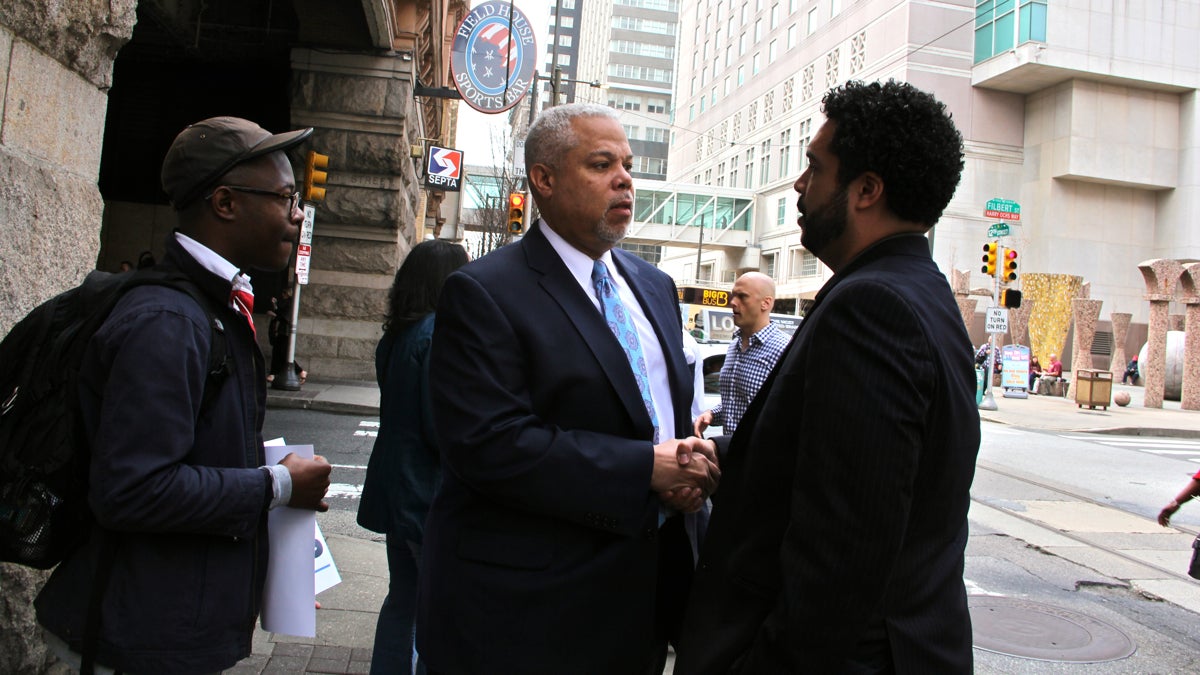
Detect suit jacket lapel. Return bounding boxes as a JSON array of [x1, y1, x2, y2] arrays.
[[522, 223, 657, 440]]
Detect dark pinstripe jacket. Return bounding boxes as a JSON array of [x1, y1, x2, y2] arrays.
[[676, 234, 980, 674]]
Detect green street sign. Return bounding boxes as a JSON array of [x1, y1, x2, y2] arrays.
[[984, 198, 1021, 221], [987, 223, 1011, 238]]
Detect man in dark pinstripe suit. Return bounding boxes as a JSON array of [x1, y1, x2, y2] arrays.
[[675, 81, 980, 674]]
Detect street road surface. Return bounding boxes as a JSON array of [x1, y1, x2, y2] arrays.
[[263, 408, 1200, 671]]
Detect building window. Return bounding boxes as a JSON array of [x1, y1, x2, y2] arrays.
[[807, 7, 818, 34], [797, 118, 811, 169], [559, 35, 573, 47], [699, 262, 715, 282], [561, 16, 574, 28], [769, 39, 778, 62], [646, 127, 668, 143], [787, 24, 797, 49], [764, 252, 777, 278], [740, 32, 747, 55], [612, 16, 677, 35], [744, 148, 754, 188], [609, 94, 643, 111], [755, 19, 762, 42], [771, 4, 781, 28], [737, 65, 745, 86], [975, 0, 1045, 63], [790, 249, 820, 278], [760, 140, 771, 185], [632, 156, 667, 175], [612, 40, 675, 59], [609, 64, 674, 83], [717, 161, 726, 187], [831, 0, 842, 16], [647, 98, 667, 114], [777, 197, 787, 226], [1017, 0, 1048, 44], [753, 52, 761, 74], [779, 128, 792, 178], [624, 125, 639, 140]]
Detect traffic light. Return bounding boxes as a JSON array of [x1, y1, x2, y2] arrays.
[[303, 151, 329, 202], [981, 241, 999, 277], [508, 192, 526, 234], [1000, 288, 1022, 309], [1001, 247, 1018, 282]]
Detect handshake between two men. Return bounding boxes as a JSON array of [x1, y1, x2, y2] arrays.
[[651, 437, 720, 513]]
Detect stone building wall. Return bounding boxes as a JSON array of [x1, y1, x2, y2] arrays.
[[288, 48, 424, 380], [0, 4, 135, 672]]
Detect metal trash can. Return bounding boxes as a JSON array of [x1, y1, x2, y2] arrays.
[[1074, 369, 1113, 410]]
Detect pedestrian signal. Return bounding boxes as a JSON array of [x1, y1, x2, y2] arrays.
[[1000, 288, 1022, 309], [508, 192, 526, 234], [304, 151, 330, 202], [1001, 248, 1018, 282], [981, 242, 999, 277]]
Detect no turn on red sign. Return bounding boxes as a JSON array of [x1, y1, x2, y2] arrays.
[[985, 307, 1009, 334]]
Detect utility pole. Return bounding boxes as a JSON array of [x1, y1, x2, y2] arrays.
[[694, 217, 704, 283]]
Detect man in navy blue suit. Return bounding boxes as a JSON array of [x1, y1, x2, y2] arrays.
[[417, 103, 719, 674], [675, 81, 980, 674]]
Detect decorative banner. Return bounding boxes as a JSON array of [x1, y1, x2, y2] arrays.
[[425, 146, 463, 191], [451, 0, 537, 113]]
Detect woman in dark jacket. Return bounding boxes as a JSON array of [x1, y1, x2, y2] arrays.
[[357, 239, 468, 675]]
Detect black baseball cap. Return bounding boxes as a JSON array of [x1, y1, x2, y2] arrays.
[[161, 116, 313, 209]]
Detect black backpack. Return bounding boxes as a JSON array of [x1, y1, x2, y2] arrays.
[[0, 268, 230, 569]]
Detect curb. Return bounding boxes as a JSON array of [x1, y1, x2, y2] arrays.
[[265, 394, 379, 416]]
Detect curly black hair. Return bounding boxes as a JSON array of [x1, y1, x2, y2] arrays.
[[821, 80, 964, 227]]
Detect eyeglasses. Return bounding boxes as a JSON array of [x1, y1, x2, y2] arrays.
[[207, 185, 301, 212]]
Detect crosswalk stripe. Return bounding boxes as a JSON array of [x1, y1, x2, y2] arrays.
[[328, 483, 363, 498], [354, 430, 378, 437]]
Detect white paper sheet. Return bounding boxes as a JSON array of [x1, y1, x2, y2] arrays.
[[314, 522, 341, 595], [261, 441, 317, 637]]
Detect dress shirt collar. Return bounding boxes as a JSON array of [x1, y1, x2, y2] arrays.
[[732, 321, 778, 348], [539, 219, 622, 305], [175, 231, 254, 295]]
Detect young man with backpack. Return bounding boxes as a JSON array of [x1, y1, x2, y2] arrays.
[[33, 116, 332, 674]]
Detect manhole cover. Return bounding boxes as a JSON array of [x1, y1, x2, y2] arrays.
[[969, 596, 1136, 663]]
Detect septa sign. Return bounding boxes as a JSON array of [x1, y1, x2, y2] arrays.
[[425, 146, 463, 192]]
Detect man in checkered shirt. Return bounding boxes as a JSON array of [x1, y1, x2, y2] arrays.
[[694, 272, 791, 436]]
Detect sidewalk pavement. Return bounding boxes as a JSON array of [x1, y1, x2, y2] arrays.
[[239, 377, 1200, 674]]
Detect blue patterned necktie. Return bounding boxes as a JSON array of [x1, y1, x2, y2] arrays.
[[592, 260, 660, 442]]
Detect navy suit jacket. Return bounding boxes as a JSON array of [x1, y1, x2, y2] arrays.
[[675, 234, 980, 674], [418, 222, 694, 674]]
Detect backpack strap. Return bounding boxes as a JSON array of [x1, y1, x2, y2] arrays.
[[120, 271, 232, 410]]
